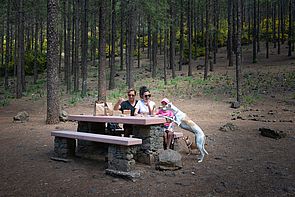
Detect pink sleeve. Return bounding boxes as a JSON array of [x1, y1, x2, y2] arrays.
[[168, 111, 174, 117]]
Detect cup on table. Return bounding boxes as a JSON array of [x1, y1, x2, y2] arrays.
[[123, 109, 131, 116], [129, 135, 134, 138], [121, 134, 124, 137]]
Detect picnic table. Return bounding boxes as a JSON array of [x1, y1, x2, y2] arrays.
[[67, 114, 167, 165]]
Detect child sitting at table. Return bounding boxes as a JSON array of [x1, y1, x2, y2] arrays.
[[156, 98, 174, 150]]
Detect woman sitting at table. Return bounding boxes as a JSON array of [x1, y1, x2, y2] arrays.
[[134, 86, 156, 116], [113, 88, 138, 136], [114, 88, 138, 116]]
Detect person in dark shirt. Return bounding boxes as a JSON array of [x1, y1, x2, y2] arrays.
[[113, 88, 138, 136]]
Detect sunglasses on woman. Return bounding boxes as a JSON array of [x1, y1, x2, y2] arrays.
[[144, 94, 151, 98]]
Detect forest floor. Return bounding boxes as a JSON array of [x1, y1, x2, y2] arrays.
[[0, 44, 295, 196]]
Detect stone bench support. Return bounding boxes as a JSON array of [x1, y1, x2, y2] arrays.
[[51, 131, 142, 177]]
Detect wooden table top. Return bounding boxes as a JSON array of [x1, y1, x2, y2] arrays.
[[68, 114, 166, 125]]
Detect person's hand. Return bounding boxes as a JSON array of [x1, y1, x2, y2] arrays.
[[118, 98, 124, 104], [145, 99, 150, 106]]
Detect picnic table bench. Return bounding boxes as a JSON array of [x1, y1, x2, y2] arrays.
[[51, 130, 142, 176]]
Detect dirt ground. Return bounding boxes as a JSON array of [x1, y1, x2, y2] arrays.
[[0, 45, 294, 196]]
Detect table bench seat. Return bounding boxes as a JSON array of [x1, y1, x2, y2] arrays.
[[51, 130, 142, 146], [51, 130, 143, 177]]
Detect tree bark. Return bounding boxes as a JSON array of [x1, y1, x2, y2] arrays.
[[81, 0, 88, 97], [288, 0, 292, 56], [188, 0, 192, 76], [266, 0, 269, 58], [4, 0, 11, 90], [33, 19, 39, 83], [236, 0, 242, 103], [47, 0, 60, 124], [127, 2, 135, 88], [152, 30, 158, 78], [204, 0, 210, 80], [253, 0, 257, 63], [227, 0, 233, 67], [179, 0, 184, 71], [170, 1, 176, 79], [120, 0, 125, 71], [278, 1, 281, 54], [17, 0, 25, 98], [109, 0, 116, 89], [74, 0, 80, 92], [98, 1, 107, 101], [272, 2, 277, 48]]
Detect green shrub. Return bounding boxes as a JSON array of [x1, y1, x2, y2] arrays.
[[24, 50, 47, 75]]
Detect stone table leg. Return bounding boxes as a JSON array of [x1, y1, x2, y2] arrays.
[[105, 145, 140, 179], [133, 124, 163, 165], [76, 121, 107, 157]]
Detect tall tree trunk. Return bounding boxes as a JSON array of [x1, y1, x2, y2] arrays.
[[17, 0, 25, 98], [120, 0, 124, 71], [227, 0, 233, 67], [280, 0, 284, 44], [204, 0, 210, 80], [58, 31, 62, 77], [179, 0, 184, 71], [147, 15, 151, 60], [292, 0, 295, 52], [14, 25, 17, 78], [288, 0, 292, 56], [213, 0, 218, 64], [188, 0, 192, 76], [4, 0, 10, 90], [1, 27, 3, 84], [74, 0, 80, 92], [170, 1, 176, 79], [194, 0, 199, 60], [98, 1, 107, 101], [33, 19, 39, 83], [127, 2, 135, 88], [81, 0, 88, 97], [47, 0, 60, 124], [257, 0, 260, 53], [247, 5, 251, 45], [137, 14, 141, 68], [278, 1, 281, 54], [142, 17, 145, 52], [40, 21, 44, 53], [266, 0, 269, 59], [236, 0, 242, 103], [253, 0, 257, 63], [66, 0, 72, 92], [152, 29, 158, 78], [63, 0, 68, 85], [109, 0, 116, 90], [164, 26, 168, 85], [272, 2, 277, 48], [72, 0, 76, 79]]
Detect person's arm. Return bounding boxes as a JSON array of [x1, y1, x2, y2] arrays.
[[146, 100, 152, 115], [149, 101, 156, 115], [114, 98, 124, 110], [134, 101, 140, 116]]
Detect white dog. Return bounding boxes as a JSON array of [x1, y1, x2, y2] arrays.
[[164, 102, 208, 162]]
